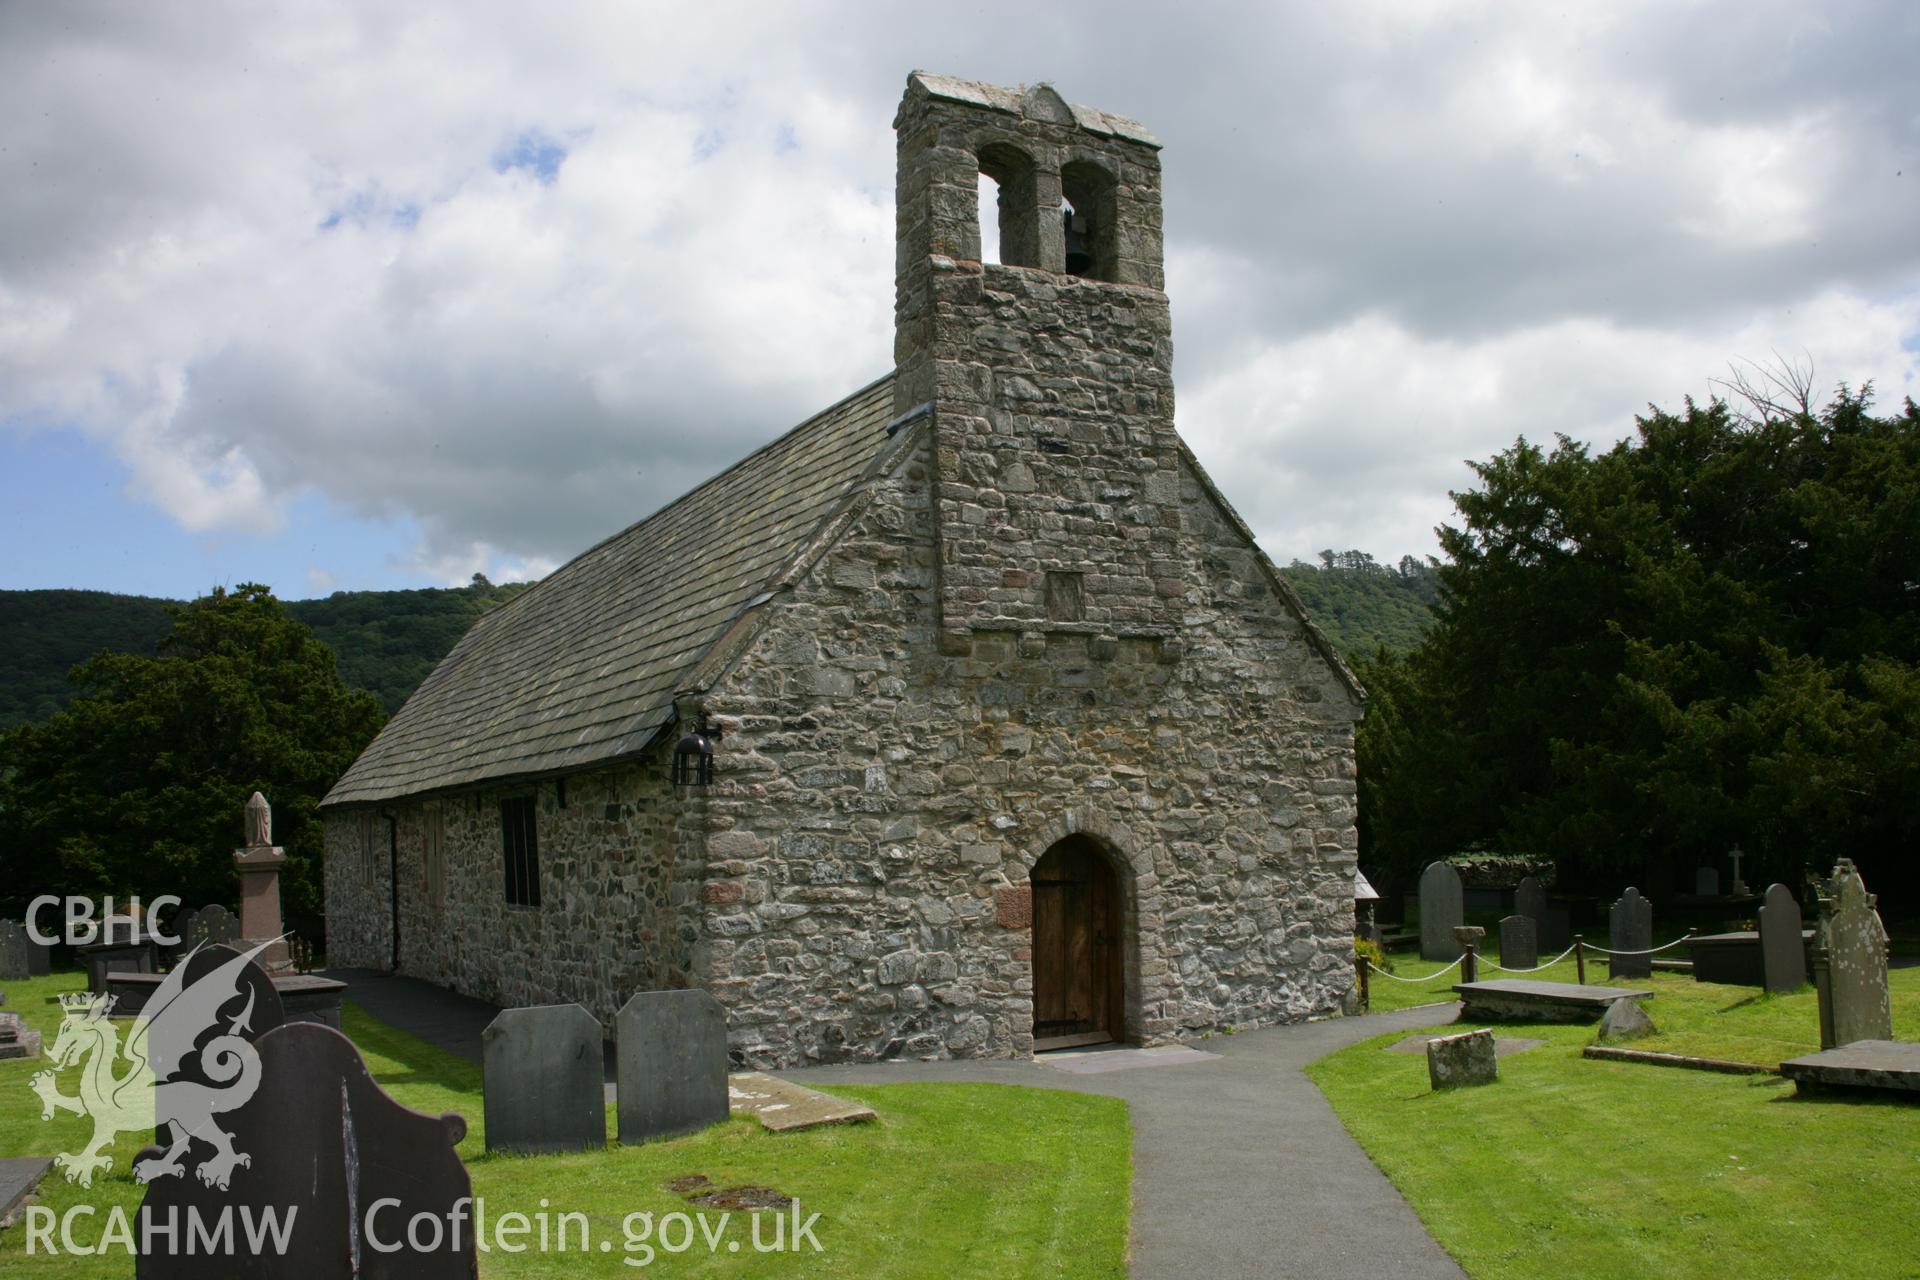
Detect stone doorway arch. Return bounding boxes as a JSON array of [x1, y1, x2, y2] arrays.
[[1030, 833, 1128, 1050]]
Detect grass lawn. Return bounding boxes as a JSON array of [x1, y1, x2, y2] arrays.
[[0, 972, 1131, 1277], [1315, 961, 1920, 1279]]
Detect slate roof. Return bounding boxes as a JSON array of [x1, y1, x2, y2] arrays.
[[322, 375, 899, 809]]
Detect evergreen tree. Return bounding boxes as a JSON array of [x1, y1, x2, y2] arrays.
[[0, 585, 387, 931], [1362, 386, 1920, 900]]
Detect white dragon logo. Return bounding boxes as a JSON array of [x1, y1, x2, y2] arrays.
[[31, 939, 278, 1190]]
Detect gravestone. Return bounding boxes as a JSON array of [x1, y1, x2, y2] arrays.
[[616, 990, 730, 1144], [1514, 876, 1546, 924], [136, 1021, 473, 1278], [178, 905, 241, 953], [232, 793, 292, 972], [1514, 875, 1570, 952], [1694, 867, 1720, 897], [1609, 888, 1654, 979], [1418, 861, 1465, 961], [0, 1010, 42, 1061], [1757, 884, 1808, 994], [1426, 1028, 1497, 1089], [1597, 996, 1656, 1042], [1813, 859, 1891, 1049], [1727, 845, 1749, 896], [0, 923, 28, 981], [1499, 915, 1538, 970], [483, 1004, 606, 1154]]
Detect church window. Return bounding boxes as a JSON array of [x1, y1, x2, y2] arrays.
[[501, 796, 541, 907], [423, 803, 446, 906]]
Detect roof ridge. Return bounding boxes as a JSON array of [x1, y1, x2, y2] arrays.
[[323, 374, 899, 809], [462, 369, 895, 641]]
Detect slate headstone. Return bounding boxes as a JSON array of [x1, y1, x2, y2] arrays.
[[1609, 887, 1654, 979], [1418, 861, 1465, 961], [1499, 915, 1538, 971], [1694, 866, 1720, 897], [616, 990, 730, 1144], [0, 923, 28, 981], [135, 1021, 474, 1278], [178, 905, 241, 953], [26, 935, 50, 977], [1814, 859, 1891, 1049], [1513, 876, 1547, 925], [1758, 883, 1808, 994], [1597, 996, 1656, 1042], [180, 941, 286, 1034], [483, 1004, 606, 1154], [1426, 1028, 1498, 1089], [1515, 875, 1570, 952]]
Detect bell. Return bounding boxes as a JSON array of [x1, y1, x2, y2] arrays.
[[1063, 207, 1094, 276]]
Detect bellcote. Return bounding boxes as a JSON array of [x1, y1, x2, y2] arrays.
[[890, 74, 1182, 652]]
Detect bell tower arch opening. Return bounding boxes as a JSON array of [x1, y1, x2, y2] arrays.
[[977, 141, 1042, 268]]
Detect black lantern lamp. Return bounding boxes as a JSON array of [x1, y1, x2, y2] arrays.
[[672, 713, 716, 787]]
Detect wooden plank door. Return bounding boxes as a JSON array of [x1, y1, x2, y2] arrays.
[[1031, 838, 1121, 1051]]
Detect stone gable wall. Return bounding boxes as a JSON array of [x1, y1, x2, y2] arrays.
[[693, 431, 1361, 1068]]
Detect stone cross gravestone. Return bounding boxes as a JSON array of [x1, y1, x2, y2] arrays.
[[616, 990, 730, 1144], [1694, 867, 1720, 897], [1499, 915, 1538, 971], [136, 1021, 473, 1278], [1609, 888, 1654, 979], [1418, 861, 1465, 961], [0, 923, 28, 981], [483, 1004, 606, 1154], [1758, 883, 1808, 994], [1813, 859, 1891, 1049]]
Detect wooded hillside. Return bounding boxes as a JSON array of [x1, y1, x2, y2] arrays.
[[1279, 551, 1439, 658], [0, 578, 530, 727]]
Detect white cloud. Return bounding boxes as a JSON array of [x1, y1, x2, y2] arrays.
[[1183, 290, 1920, 566], [1, 1, 1915, 581]]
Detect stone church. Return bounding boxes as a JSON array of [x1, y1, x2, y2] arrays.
[[322, 73, 1365, 1067]]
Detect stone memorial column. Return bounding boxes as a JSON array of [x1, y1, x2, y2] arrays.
[[234, 792, 293, 974]]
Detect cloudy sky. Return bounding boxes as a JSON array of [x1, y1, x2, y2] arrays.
[[3, 2, 1916, 599]]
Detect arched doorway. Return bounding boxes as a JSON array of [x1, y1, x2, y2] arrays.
[[1030, 835, 1125, 1050]]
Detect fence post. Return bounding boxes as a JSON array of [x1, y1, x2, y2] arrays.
[[1575, 934, 1586, 985], [1355, 951, 1370, 1012]]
